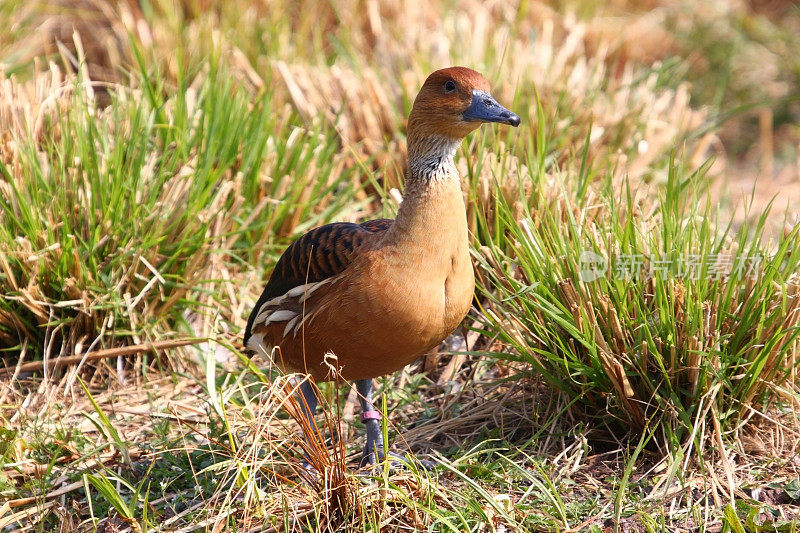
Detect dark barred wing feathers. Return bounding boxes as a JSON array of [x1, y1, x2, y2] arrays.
[[243, 219, 393, 347]]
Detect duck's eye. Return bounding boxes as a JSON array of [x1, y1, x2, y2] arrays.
[[444, 80, 456, 93]]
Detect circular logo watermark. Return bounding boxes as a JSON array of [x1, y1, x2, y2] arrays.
[[579, 251, 608, 282]]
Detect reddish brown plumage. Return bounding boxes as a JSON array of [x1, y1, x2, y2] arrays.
[[407, 67, 493, 143], [245, 219, 393, 318], [245, 67, 518, 381]]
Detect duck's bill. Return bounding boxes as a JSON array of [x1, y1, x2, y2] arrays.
[[462, 90, 520, 127]]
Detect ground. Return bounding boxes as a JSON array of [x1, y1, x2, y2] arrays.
[[2, 0, 800, 531]]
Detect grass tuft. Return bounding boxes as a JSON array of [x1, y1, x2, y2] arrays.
[[1, 0, 800, 530], [0, 44, 365, 368], [474, 126, 800, 446]]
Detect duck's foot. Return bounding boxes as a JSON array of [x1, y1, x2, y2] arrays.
[[297, 458, 321, 483], [359, 446, 436, 471]]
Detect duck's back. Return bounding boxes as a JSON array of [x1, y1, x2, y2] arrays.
[[249, 220, 391, 314], [244, 218, 392, 354]]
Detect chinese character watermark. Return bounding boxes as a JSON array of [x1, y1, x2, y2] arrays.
[[578, 252, 764, 282]]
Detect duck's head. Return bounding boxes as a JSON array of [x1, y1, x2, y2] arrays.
[[408, 67, 520, 142]]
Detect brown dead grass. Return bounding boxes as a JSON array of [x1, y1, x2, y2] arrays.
[[1, 0, 800, 529], [0, 0, 717, 365]]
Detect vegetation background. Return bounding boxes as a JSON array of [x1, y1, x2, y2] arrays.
[[1, 0, 800, 531]]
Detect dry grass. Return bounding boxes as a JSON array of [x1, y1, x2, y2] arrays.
[[0, 0, 719, 372], [2, 0, 800, 530]]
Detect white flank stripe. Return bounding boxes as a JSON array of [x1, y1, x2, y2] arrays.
[[291, 312, 312, 337], [286, 282, 319, 298], [263, 294, 288, 307], [300, 277, 334, 302], [262, 277, 332, 310], [246, 333, 271, 353], [264, 309, 298, 325], [254, 307, 273, 326], [283, 315, 300, 337]]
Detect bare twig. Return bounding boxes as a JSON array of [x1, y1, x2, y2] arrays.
[[0, 338, 205, 377]]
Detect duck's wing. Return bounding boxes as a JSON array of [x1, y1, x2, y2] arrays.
[[244, 219, 393, 348]]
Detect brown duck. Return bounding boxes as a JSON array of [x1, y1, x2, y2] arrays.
[[245, 66, 519, 466]]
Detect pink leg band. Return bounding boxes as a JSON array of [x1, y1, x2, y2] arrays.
[[360, 410, 382, 422]]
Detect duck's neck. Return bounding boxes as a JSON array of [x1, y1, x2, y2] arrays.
[[406, 135, 461, 181], [384, 134, 466, 247]]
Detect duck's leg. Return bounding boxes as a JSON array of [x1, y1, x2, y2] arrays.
[[356, 378, 384, 467], [298, 379, 319, 426], [297, 379, 319, 469], [356, 378, 437, 470]]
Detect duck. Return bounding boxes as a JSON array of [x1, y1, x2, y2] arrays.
[[244, 66, 520, 467]]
